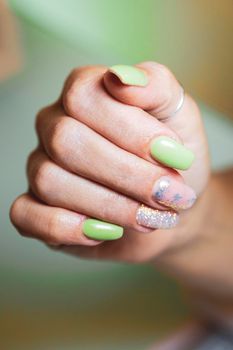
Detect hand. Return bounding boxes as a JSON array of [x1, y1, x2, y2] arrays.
[[10, 62, 210, 262]]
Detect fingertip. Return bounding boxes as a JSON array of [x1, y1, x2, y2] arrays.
[[103, 63, 156, 109], [107, 65, 149, 87], [103, 70, 125, 92], [82, 218, 124, 241], [103, 67, 150, 108]]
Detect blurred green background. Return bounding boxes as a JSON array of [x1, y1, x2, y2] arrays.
[[1, 1, 233, 349]]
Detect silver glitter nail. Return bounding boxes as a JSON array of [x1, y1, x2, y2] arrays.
[[136, 205, 179, 229]]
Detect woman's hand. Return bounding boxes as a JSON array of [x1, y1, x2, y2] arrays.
[[10, 62, 210, 263]]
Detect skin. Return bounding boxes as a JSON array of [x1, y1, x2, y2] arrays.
[[10, 62, 233, 309]]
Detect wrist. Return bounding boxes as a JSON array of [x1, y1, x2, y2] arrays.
[[155, 171, 233, 298]]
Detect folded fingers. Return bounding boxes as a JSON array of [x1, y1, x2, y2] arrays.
[[27, 150, 179, 232], [36, 106, 196, 212]]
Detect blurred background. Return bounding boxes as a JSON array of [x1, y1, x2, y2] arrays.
[[1, 0, 233, 349]]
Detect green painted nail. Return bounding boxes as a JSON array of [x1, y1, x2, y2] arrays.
[[83, 219, 123, 241], [109, 65, 148, 87], [150, 136, 195, 170]]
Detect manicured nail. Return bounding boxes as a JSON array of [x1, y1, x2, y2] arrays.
[[150, 136, 194, 170], [136, 205, 179, 229], [109, 65, 148, 87], [152, 176, 196, 210], [83, 219, 123, 241]]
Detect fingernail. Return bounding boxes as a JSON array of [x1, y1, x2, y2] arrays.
[[136, 205, 179, 229], [152, 176, 196, 210], [83, 219, 123, 241], [150, 136, 195, 170], [109, 65, 148, 87]]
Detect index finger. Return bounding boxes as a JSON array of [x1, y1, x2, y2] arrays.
[[62, 66, 194, 170]]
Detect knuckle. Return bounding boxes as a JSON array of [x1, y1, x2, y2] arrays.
[[32, 160, 55, 198], [63, 69, 93, 117], [27, 149, 39, 169], [63, 84, 76, 116], [48, 117, 72, 160], [10, 194, 31, 239], [10, 195, 24, 227], [35, 106, 52, 134], [64, 83, 88, 117]]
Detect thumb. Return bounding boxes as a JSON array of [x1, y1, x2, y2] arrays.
[[103, 62, 209, 191], [104, 61, 183, 120]]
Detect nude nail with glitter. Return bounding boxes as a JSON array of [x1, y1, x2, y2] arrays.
[[136, 205, 179, 229], [152, 176, 196, 210]]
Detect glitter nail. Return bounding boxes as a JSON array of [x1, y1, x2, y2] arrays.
[[152, 176, 196, 210], [136, 204, 179, 229]]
